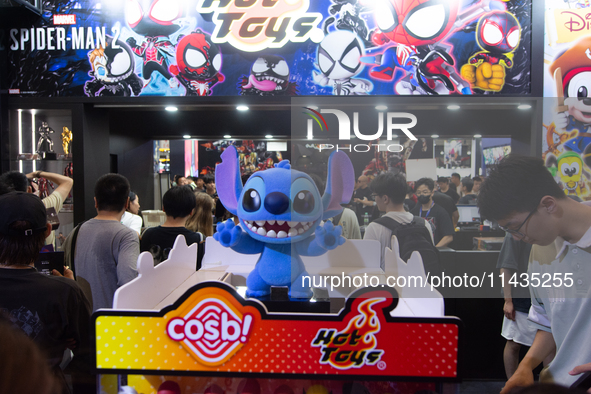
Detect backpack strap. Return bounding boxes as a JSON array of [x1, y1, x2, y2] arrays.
[[330, 210, 345, 227], [69, 220, 87, 279], [373, 216, 403, 232]]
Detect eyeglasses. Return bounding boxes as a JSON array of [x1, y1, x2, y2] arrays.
[[499, 208, 537, 239]]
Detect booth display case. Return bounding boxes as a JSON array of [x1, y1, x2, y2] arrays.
[[93, 236, 462, 394]]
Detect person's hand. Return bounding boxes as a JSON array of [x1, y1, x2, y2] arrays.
[[570, 363, 591, 393], [52, 266, 74, 280], [500, 367, 534, 394], [25, 171, 41, 179], [353, 198, 360, 203], [504, 300, 516, 321]]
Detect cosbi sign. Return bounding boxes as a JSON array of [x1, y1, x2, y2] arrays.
[[303, 107, 418, 153]]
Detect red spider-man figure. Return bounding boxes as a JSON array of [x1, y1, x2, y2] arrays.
[[364, 0, 501, 95], [169, 29, 225, 96]]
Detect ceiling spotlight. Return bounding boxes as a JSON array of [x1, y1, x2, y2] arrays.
[[183, 135, 191, 139], [447, 105, 460, 110], [165, 106, 178, 112], [223, 135, 231, 139], [518, 104, 532, 110], [474, 134, 482, 138], [375, 105, 388, 111], [265, 134, 273, 139], [237, 105, 249, 111], [431, 134, 439, 138]]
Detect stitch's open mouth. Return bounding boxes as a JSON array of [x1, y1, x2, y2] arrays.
[[243, 220, 315, 238]]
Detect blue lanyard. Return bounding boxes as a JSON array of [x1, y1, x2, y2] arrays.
[[419, 202, 434, 218]]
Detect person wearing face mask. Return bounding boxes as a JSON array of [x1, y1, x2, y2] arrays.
[[410, 178, 455, 247], [121, 191, 143, 235]]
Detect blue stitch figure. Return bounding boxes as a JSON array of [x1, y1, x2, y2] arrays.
[[213, 146, 355, 299]]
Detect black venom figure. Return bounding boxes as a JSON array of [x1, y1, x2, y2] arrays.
[[238, 55, 298, 96]]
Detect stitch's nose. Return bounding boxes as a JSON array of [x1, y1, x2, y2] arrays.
[[264, 192, 290, 215]]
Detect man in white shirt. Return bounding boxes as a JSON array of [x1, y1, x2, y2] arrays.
[[364, 172, 433, 270]]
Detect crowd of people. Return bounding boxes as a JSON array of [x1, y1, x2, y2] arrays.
[[1, 159, 590, 393]]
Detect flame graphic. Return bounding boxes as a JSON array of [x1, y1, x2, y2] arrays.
[[326, 298, 385, 369]]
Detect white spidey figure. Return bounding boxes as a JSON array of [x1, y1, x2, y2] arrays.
[[314, 30, 373, 95]]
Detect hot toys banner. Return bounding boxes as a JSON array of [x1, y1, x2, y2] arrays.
[[543, 0, 591, 200], [93, 282, 461, 379], [2, 0, 531, 97]]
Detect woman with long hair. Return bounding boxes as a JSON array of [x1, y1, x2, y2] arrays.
[[185, 192, 214, 238]]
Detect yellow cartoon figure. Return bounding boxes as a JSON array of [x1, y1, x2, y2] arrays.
[[558, 152, 584, 196], [460, 11, 520, 92]]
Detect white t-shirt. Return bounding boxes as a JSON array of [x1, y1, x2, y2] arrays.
[[42, 191, 64, 247], [329, 208, 361, 240], [363, 211, 434, 270], [121, 211, 143, 235]]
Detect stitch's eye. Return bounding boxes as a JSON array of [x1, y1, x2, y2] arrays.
[[293, 190, 315, 214], [243, 189, 261, 212]]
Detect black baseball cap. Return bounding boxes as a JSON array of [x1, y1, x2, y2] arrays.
[[0, 192, 47, 236]]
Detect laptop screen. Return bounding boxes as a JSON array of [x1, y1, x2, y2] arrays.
[[457, 205, 480, 224]]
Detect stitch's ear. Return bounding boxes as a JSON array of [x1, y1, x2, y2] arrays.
[[322, 151, 355, 220], [215, 146, 242, 215]]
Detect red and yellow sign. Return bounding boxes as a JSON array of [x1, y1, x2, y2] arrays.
[[93, 282, 461, 380]]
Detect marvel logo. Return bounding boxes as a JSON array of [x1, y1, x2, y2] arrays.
[[53, 14, 76, 25], [8, 89, 20, 94], [166, 298, 253, 365]]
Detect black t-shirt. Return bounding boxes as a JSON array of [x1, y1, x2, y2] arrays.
[[458, 194, 478, 205], [141, 226, 204, 268], [449, 182, 458, 192], [0, 267, 92, 367], [411, 203, 455, 245], [432, 191, 458, 221], [443, 188, 460, 204]]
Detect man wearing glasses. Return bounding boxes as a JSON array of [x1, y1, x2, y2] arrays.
[[478, 155, 591, 392]]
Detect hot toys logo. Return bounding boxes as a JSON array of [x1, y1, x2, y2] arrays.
[[196, 0, 323, 52], [166, 297, 253, 366], [311, 298, 384, 370]]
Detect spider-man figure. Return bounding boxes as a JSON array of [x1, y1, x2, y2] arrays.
[[169, 29, 224, 96], [125, 0, 183, 88], [362, 0, 502, 95], [461, 10, 520, 92]]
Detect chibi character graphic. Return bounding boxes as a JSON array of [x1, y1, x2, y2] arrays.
[[363, 0, 500, 95], [125, 0, 183, 87], [461, 10, 520, 92], [169, 29, 224, 96], [214, 146, 354, 298], [543, 123, 578, 159], [323, 0, 374, 48], [557, 151, 585, 196], [84, 37, 143, 97], [314, 30, 373, 95], [238, 55, 298, 96], [550, 35, 591, 156]]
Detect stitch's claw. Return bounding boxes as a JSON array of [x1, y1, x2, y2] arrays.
[[213, 219, 242, 247], [315, 221, 345, 250]]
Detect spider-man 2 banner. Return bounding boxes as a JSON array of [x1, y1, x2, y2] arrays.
[[1, 0, 531, 97]]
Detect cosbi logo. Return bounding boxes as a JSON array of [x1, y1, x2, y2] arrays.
[[166, 297, 253, 366], [304, 107, 417, 153], [311, 298, 384, 370]]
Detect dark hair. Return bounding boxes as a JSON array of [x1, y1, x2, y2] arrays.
[[437, 177, 449, 184], [473, 176, 482, 182], [451, 173, 460, 180], [203, 175, 215, 185], [308, 173, 325, 193], [0, 180, 10, 196], [0, 171, 28, 192], [414, 178, 435, 192], [173, 174, 184, 183], [129, 191, 137, 202], [461, 177, 474, 192], [163, 186, 197, 219], [0, 221, 46, 266], [370, 173, 407, 204], [94, 174, 130, 212], [478, 155, 566, 221]]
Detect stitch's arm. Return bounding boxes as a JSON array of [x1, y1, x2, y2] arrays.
[[296, 221, 346, 256], [213, 220, 265, 254]]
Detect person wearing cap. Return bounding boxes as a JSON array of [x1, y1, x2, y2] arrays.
[[437, 176, 460, 203], [63, 173, 139, 311], [0, 192, 92, 386], [0, 170, 73, 248]]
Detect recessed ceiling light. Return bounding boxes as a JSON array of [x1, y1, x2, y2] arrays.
[[223, 135, 231, 139], [431, 134, 439, 138], [183, 135, 191, 139], [165, 106, 178, 112], [474, 134, 482, 138], [518, 104, 531, 110], [375, 105, 388, 111], [447, 105, 460, 110], [265, 135, 273, 139], [237, 105, 249, 111]]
